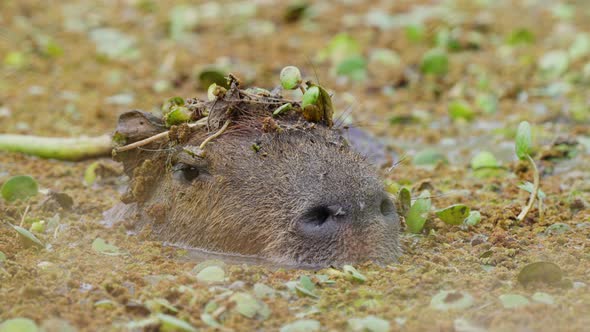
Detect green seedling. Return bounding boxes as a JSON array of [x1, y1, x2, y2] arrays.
[[420, 48, 448, 76], [406, 190, 432, 234], [280, 66, 303, 91], [514, 121, 541, 223]]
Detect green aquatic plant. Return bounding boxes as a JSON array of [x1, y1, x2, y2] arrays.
[[514, 121, 541, 223], [1, 175, 38, 202]]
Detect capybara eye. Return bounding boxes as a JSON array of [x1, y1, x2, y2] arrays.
[[173, 163, 201, 183]]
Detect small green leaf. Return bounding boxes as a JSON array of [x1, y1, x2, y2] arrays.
[[499, 294, 530, 309], [336, 55, 367, 81], [94, 299, 117, 309], [0, 318, 39, 332], [316, 33, 360, 64], [544, 222, 571, 235], [157, 314, 197, 332], [412, 148, 448, 166], [164, 106, 192, 127], [348, 316, 390, 332], [420, 49, 448, 76], [517, 261, 563, 286], [342, 265, 367, 283], [430, 290, 474, 311], [405, 25, 426, 43], [229, 292, 266, 319], [145, 298, 178, 314], [1, 175, 39, 202], [531, 292, 555, 305], [475, 94, 498, 114], [302, 86, 320, 108], [0, 251, 6, 263], [406, 191, 431, 234], [273, 103, 293, 117], [464, 211, 482, 226], [518, 182, 545, 199], [436, 204, 471, 225], [4, 51, 28, 69], [253, 283, 275, 299], [471, 151, 499, 170], [91, 238, 122, 256], [448, 100, 475, 121], [280, 66, 303, 90], [29, 220, 46, 233], [539, 50, 569, 78], [11, 225, 44, 248], [397, 187, 411, 218], [198, 67, 229, 89], [506, 28, 535, 46], [515, 121, 532, 160], [196, 266, 225, 283], [295, 275, 319, 299], [280, 319, 320, 332], [200, 313, 222, 329], [84, 162, 100, 186]]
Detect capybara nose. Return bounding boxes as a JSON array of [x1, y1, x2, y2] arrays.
[[297, 192, 397, 237]]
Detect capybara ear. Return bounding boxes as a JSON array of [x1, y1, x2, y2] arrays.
[[113, 110, 166, 145], [112, 110, 166, 176]]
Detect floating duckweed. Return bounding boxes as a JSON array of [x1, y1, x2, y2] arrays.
[[0, 318, 39, 332], [435, 204, 471, 225], [11, 225, 44, 248], [517, 261, 563, 286], [1, 175, 39, 202], [420, 48, 448, 75], [406, 190, 431, 234], [499, 294, 530, 309], [342, 265, 366, 283], [91, 238, 122, 256], [430, 290, 474, 311], [348, 316, 390, 332], [196, 266, 225, 283], [280, 319, 320, 332]]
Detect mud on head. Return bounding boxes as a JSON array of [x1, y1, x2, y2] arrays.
[[113, 84, 401, 267]]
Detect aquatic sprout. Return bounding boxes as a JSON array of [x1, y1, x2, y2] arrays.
[[280, 66, 303, 90], [406, 191, 431, 234], [420, 48, 448, 76], [514, 121, 541, 223]]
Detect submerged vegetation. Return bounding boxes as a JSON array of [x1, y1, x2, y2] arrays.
[[1, 0, 589, 331]]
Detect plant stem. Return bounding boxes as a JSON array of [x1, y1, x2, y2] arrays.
[[113, 117, 208, 153], [298, 85, 307, 95], [0, 134, 112, 161], [516, 155, 540, 222], [199, 119, 231, 150]]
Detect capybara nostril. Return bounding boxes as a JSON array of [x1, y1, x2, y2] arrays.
[[380, 196, 397, 219], [298, 205, 348, 236]]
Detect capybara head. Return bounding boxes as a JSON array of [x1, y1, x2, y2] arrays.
[[113, 85, 400, 267]]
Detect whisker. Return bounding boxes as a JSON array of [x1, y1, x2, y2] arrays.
[[387, 154, 408, 172]]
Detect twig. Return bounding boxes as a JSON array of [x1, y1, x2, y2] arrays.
[[516, 155, 540, 222], [113, 118, 208, 153], [199, 119, 231, 150], [20, 205, 30, 227]]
